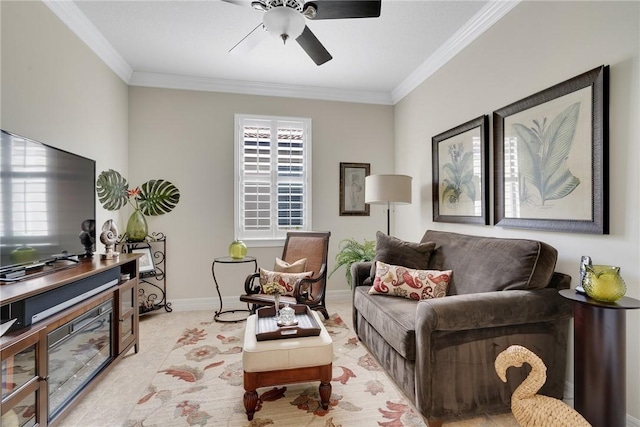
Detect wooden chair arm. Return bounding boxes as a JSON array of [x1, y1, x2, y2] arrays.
[[294, 264, 327, 303], [244, 272, 261, 295]]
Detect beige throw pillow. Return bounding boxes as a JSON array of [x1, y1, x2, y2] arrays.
[[274, 257, 307, 273]]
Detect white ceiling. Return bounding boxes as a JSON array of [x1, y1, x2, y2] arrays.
[[46, 0, 520, 104]]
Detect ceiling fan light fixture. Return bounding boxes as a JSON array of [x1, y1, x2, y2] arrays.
[[263, 6, 305, 44]]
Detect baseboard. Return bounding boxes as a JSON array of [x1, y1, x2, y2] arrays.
[[629, 415, 640, 427], [166, 292, 639, 426], [168, 289, 353, 312]]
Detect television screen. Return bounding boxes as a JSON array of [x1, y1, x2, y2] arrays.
[[0, 130, 96, 273]]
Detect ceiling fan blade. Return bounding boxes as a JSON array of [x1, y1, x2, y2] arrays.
[[229, 22, 269, 55], [296, 26, 332, 65], [220, 0, 266, 10], [304, 0, 381, 20]]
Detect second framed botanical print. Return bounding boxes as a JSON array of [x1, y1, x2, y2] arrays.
[[493, 65, 609, 234], [432, 115, 489, 225]]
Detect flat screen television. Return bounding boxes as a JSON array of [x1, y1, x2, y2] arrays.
[[0, 129, 96, 279]]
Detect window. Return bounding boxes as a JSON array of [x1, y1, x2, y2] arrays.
[[234, 114, 312, 245]]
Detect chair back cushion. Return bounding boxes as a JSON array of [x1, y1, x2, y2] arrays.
[[422, 230, 557, 294], [282, 232, 330, 299]]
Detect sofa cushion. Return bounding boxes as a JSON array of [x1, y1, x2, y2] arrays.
[[369, 261, 451, 300], [259, 269, 313, 296], [370, 231, 436, 280], [421, 230, 557, 294], [354, 286, 418, 361]]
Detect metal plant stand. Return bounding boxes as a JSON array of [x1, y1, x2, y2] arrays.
[[121, 232, 172, 315]]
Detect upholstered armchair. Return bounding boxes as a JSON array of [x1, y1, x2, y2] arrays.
[[240, 231, 331, 319]]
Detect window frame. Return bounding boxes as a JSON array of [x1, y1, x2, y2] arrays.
[[234, 114, 312, 247]]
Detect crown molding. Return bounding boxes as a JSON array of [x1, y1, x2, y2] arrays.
[[43, 0, 133, 83], [391, 0, 521, 104], [129, 72, 394, 105], [42, 0, 516, 106]]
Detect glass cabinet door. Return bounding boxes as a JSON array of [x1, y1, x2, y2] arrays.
[[1, 328, 45, 427], [117, 280, 138, 354]]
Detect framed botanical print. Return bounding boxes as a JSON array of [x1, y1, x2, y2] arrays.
[[493, 65, 609, 234], [432, 115, 489, 225]]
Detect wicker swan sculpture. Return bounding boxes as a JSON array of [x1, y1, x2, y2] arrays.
[[495, 345, 591, 427]]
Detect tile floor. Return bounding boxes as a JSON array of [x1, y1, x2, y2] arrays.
[[57, 295, 556, 426]]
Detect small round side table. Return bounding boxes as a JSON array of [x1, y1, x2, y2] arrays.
[[212, 256, 257, 323], [559, 289, 640, 427]]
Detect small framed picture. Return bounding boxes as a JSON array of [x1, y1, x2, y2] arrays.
[[339, 162, 370, 216], [131, 246, 156, 275]]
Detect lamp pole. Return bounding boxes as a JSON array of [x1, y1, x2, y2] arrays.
[[386, 201, 391, 235]]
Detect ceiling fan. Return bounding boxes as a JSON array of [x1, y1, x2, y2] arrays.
[[223, 0, 382, 65]]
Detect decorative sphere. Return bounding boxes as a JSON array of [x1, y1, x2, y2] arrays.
[[228, 240, 248, 259]]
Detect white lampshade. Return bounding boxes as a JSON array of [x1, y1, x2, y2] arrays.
[[263, 7, 305, 43], [365, 174, 412, 205]]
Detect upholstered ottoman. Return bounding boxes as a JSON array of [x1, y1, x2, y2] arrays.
[[242, 311, 333, 420]]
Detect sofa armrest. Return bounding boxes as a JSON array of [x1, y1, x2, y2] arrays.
[[413, 287, 572, 419], [351, 261, 373, 288], [415, 288, 573, 332]]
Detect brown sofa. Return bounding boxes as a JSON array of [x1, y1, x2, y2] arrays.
[[351, 230, 573, 425]]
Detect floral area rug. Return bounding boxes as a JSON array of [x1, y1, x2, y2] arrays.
[[125, 313, 427, 427]]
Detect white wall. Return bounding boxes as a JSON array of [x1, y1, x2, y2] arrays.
[[128, 87, 394, 307], [394, 1, 640, 420], [1, 1, 129, 230]]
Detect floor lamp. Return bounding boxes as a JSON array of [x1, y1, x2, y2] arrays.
[[364, 174, 412, 235]]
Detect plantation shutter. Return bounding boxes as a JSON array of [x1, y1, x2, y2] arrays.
[[235, 115, 312, 243]]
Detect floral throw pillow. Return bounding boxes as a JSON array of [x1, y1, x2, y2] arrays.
[[369, 261, 451, 300], [259, 268, 313, 297]]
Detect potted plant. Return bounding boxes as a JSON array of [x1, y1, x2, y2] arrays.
[[96, 169, 181, 242], [329, 238, 376, 288]]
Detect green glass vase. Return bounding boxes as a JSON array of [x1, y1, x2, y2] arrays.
[[583, 265, 626, 303], [126, 209, 148, 242], [228, 240, 247, 259]]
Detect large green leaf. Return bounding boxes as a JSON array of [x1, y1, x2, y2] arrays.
[[96, 169, 129, 211], [541, 103, 580, 186], [512, 102, 581, 205], [138, 179, 181, 216], [460, 180, 476, 203]]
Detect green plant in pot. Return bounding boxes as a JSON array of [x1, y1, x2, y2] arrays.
[[96, 169, 181, 242], [329, 238, 376, 288]]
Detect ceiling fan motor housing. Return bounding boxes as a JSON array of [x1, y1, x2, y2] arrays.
[[265, 0, 304, 12]]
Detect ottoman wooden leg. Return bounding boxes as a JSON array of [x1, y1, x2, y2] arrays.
[[319, 381, 331, 409], [243, 390, 258, 421], [319, 363, 332, 410], [243, 372, 259, 421]]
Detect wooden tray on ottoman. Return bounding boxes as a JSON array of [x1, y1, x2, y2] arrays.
[[255, 305, 322, 341]]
